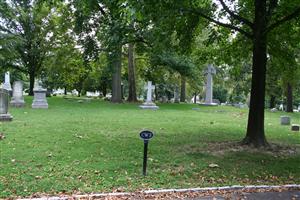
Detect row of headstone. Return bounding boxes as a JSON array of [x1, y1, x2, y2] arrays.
[[280, 116, 300, 132], [1, 72, 48, 110], [139, 65, 217, 108]]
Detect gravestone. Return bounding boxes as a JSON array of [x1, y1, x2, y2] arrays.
[[3, 72, 12, 94], [280, 116, 290, 125], [291, 124, 300, 132], [0, 89, 13, 121], [10, 81, 25, 107], [32, 80, 48, 109], [201, 64, 217, 106], [139, 81, 159, 110]]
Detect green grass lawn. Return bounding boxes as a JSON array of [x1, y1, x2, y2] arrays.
[[0, 96, 300, 198]]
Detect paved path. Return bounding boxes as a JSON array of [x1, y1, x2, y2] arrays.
[[18, 185, 300, 200], [191, 190, 300, 200]]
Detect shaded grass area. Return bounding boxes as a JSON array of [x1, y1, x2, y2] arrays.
[[0, 97, 299, 197]]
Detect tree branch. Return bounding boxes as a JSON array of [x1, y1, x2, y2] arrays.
[[182, 8, 253, 38], [218, 0, 253, 29], [266, 6, 300, 33], [267, 0, 278, 19]]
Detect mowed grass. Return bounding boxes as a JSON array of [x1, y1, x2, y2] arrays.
[[0, 97, 300, 198]]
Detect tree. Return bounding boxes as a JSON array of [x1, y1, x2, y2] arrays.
[[127, 43, 138, 102], [141, 0, 300, 146], [0, 0, 58, 95]]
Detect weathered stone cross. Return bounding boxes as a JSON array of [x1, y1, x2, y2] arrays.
[[145, 81, 155, 103]]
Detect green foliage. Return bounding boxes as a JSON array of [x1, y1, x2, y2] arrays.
[[213, 86, 228, 103]]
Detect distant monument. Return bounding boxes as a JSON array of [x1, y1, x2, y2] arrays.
[[201, 64, 217, 106], [174, 86, 180, 103], [139, 81, 159, 110], [3, 72, 12, 94], [32, 80, 48, 109], [0, 88, 13, 121], [10, 81, 25, 107]]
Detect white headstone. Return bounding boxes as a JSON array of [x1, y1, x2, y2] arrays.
[[139, 81, 159, 110], [10, 81, 25, 107], [3, 72, 12, 92]]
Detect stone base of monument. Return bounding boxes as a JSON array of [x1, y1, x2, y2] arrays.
[[139, 102, 159, 110], [32, 89, 48, 109], [0, 114, 13, 121], [32, 101, 48, 109], [199, 102, 218, 106], [10, 99, 25, 107]]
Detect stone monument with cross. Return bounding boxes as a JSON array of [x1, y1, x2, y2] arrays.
[[200, 64, 217, 106], [3, 72, 12, 94], [139, 81, 159, 110]]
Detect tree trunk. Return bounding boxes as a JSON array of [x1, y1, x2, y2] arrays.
[[102, 85, 107, 97], [243, 0, 268, 147], [194, 92, 197, 104], [111, 45, 122, 103], [269, 95, 276, 108], [29, 71, 35, 96], [286, 82, 293, 112], [127, 43, 137, 102], [180, 75, 186, 102]]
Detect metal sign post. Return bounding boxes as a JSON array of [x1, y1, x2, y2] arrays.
[[139, 130, 154, 176]]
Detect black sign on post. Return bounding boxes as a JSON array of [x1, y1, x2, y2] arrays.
[[139, 130, 154, 176]]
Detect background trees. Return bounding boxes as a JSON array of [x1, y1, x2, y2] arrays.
[[0, 0, 59, 95], [1, 0, 300, 148]]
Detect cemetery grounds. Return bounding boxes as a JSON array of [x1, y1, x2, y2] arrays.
[[0, 96, 300, 198]]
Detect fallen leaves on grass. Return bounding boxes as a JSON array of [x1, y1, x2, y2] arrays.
[[208, 163, 219, 168]]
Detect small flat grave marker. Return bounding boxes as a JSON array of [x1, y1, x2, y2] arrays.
[[291, 124, 300, 132]]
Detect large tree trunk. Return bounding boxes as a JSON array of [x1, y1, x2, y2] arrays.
[[127, 43, 137, 102], [243, 0, 268, 147], [286, 82, 293, 112], [180, 75, 186, 102], [111, 45, 122, 103], [269, 95, 276, 108], [29, 71, 35, 96]]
